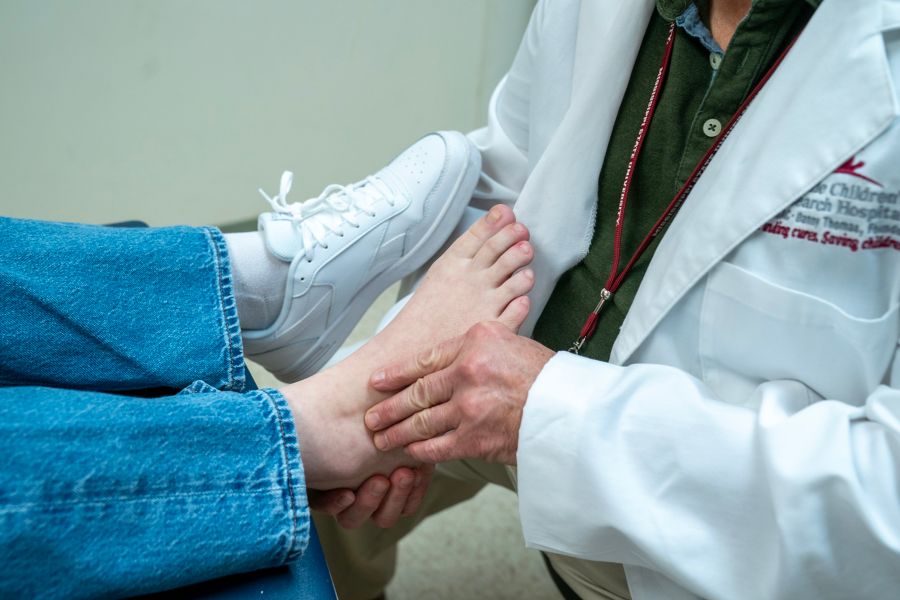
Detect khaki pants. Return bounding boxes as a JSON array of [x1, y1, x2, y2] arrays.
[[315, 460, 630, 600]]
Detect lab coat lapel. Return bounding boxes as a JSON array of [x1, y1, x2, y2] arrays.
[[610, 0, 900, 365], [516, 0, 656, 334]]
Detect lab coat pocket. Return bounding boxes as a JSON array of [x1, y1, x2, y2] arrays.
[[699, 262, 900, 405]]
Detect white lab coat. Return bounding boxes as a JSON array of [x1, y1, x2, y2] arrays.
[[468, 0, 900, 598]]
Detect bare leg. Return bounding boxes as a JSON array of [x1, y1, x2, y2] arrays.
[[281, 205, 533, 489]]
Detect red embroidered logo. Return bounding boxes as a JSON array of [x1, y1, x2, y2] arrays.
[[834, 156, 883, 187]]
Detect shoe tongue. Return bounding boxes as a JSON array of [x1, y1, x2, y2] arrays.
[[258, 214, 302, 261]]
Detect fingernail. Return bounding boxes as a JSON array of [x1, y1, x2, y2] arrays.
[[488, 206, 501, 223], [371, 370, 385, 386], [337, 492, 354, 509], [365, 411, 380, 429], [372, 481, 389, 495], [398, 475, 413, 490], [374, 433, 388, 451]]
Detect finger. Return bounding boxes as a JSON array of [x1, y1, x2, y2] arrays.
[[448, 204, 516, 258], [473, 222, 530, 269], [489, 240, 534, 284], [373, 400, 461, 451], [371, 468, 416, 528], [335, 476, 390, 529], [367, 367, 455, 435], [308, 488, 356, 515], [370, 334, 463, 394], [405, 431, 466, 464], [402, 464, 435, 516], [497, 295, 531, 333]]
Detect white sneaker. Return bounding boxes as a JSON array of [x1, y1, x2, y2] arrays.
[[242, 131, 480, 382]]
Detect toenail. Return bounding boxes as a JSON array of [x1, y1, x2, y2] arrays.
[[519, 242, 532, 253], [523, 268, 534, 279], [513, 223, 525, 234], [488, 206, 501, 223]]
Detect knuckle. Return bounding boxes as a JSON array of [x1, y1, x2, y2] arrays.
[[468, 321, 493, 339], [459, 393, 481, 418], [411, 410, 432, 437], [459, 353, 490, 381], [415, 346, 441, 372], [409, 377, 432, 410]]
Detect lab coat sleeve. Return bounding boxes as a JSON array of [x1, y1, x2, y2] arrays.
[[466, 0, 549, 210], [517, 351, 900, 599]]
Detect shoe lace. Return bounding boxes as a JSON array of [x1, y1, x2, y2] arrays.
[[258, 170, 399, 262]]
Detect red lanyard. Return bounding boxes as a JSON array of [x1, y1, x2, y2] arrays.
[[569, 22, 800, 354]]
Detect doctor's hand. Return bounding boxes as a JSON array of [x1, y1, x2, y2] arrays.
[[365, 321, 555, 465]]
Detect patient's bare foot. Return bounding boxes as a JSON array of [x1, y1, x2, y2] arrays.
[[281, 204, 534, 489]]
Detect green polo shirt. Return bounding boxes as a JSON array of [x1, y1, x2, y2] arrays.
[[532, 0, 818, 363], [531, 1, 818, 597]]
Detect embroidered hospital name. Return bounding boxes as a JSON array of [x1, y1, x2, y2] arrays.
[[760, 222, 899, 252], [760, 178, 900, 252]]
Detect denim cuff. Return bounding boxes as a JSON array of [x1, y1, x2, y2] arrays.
[[259, 387, 310, 562], [204, 227, 248, 393]]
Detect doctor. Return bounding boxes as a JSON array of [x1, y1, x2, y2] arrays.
[[350, 0, 900, 598]]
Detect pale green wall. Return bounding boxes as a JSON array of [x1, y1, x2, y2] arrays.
[[0, 1, 534, 226]]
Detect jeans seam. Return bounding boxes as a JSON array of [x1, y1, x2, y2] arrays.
[[205, 227, 247, 392], [0, 488, 290, 510], [260, 388, 309, 563]]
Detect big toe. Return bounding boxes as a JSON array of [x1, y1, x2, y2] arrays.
[[449, 204, 517, 258]]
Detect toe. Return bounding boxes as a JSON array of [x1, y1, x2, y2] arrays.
[[498, 296, 531, 332], [490, 241, 534, 283], [449, 204, 516, 258], [474, 222, 529, 268], [499, 267, 535, 299]]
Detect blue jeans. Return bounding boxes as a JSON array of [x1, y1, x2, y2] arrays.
[[0, 217, 335, 599]]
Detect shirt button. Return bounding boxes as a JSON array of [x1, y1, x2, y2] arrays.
[[709, 53, 723, 70], [703, 118, 723, 138]]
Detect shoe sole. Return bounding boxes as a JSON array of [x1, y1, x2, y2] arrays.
[[269, 132, 481, 382]]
